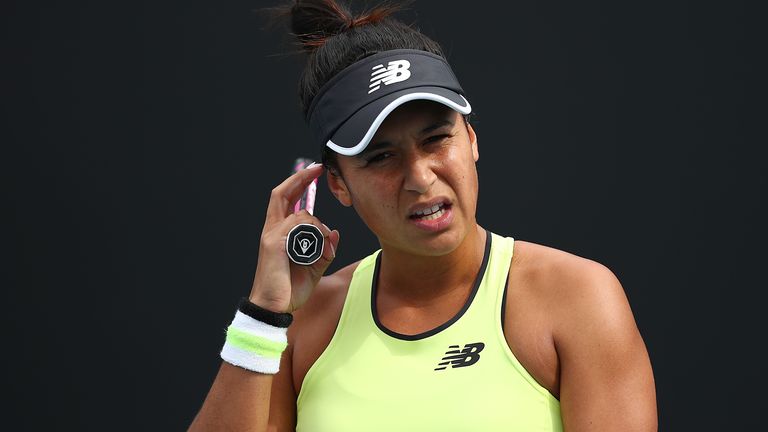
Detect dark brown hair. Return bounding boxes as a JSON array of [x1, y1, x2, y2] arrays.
[[272, 0, 448, 174]]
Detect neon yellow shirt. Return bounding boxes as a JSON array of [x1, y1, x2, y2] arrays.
[[296, 231, 563, 431]]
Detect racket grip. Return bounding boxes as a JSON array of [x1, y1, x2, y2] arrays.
[[287, 158, 323, 266], [292, 158, 318, 215]]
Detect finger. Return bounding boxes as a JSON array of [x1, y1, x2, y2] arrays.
[[265, 163, 324, 225], [316, 229, 340, 268], [328, 229, 340, 259], [282, 211, 332, 239], [320, 222, 333, 239]]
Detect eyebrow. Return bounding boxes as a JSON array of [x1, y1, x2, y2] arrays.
[[359, 118, 456, 158], [419, 118, 455, 135]]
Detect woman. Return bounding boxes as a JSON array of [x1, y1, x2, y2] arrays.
[[189, 1, 657, 430]]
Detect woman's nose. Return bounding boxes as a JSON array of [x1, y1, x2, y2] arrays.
[[403, 155, 437, 194]]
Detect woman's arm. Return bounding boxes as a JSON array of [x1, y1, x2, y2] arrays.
[[188, 362, 279, 432], [554, 259, 657, 431], [188, 164, 339, 432]]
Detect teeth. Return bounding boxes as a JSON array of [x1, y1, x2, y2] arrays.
[[413, 203, 445, 217], [429, 209, 445, 220], [417, 208, 445, 221]]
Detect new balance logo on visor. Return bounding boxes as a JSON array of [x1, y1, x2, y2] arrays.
[[434, 342, 485, 371], [369, 59, 411, 94]]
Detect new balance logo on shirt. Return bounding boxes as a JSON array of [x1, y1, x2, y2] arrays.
[[369, 59, 411, 93], [434, 342, 485, 370]]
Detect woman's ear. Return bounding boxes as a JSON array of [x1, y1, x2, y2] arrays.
[[326, 169, 353, 207], [467, 121, 479, 162]]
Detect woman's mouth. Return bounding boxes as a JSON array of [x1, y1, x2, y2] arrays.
[[410, 202, 450, 221], [408, 202, 454, 232]]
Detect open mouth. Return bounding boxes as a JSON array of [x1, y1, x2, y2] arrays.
[[409, 202, 451, 221]]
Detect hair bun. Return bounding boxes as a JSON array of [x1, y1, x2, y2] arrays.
[[290, 0, 403, 51]]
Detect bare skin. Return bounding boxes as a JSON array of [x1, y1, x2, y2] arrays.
[[190, 101, 657, 432], [188, 162, 341, 432]]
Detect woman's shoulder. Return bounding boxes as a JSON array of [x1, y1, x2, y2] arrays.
[[510, 239, 637, 341], [509, 240, 626, 317], [293, 259, 362, 325], [511, 240, 616, 283]]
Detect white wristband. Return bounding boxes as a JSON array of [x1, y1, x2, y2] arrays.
[[220, 311, 289, 374]]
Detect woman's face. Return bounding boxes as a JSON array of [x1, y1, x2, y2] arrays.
[[328, 100, 480, 256]]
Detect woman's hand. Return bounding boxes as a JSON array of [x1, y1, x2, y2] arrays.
[[248, 163, 340, 313]]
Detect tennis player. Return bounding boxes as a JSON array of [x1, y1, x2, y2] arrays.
[[189, 1, 657, 430]]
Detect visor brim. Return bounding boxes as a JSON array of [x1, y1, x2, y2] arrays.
[[326, 86, 471, 156]]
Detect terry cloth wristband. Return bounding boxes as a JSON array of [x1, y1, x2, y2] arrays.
[[220, 298, 293, 374]]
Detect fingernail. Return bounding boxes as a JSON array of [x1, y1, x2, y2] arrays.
[[305, 162, 321, 169], [322, 223, 330, 232]]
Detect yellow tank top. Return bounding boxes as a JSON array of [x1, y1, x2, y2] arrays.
[[296, 231, 563, 431]]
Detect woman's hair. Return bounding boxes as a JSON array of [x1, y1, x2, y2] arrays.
[[272, 0, 447, 175]]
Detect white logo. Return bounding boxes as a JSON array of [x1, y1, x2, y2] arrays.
[[299, 238, 313, 254], [369, 59, 411, 94]]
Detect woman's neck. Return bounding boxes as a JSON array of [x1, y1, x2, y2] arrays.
[[377, 224, 487, 306]]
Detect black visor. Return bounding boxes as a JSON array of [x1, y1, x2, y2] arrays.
[[307, 49, 472, 156]]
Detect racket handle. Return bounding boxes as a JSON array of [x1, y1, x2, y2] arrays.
[[292, 158, 317, 215], [287, 158, 323, 266]]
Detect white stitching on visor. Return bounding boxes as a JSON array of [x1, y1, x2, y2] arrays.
[[326, 92, 472, 156]]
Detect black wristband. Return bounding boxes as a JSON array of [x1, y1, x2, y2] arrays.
[[237, 297, 294, 328]]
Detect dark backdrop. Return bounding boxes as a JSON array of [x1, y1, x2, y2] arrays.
[[4, 0, 756, 430]]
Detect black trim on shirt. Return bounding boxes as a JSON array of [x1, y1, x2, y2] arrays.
[[501, 275, 510, 338], [371, 230, 492, 341]]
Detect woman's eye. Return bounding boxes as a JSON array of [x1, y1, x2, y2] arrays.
[[426, 134, 450, 143], [366, 152, 393, 164]]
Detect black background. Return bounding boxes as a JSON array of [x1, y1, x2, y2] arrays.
[[4, 0, 757, 430]]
